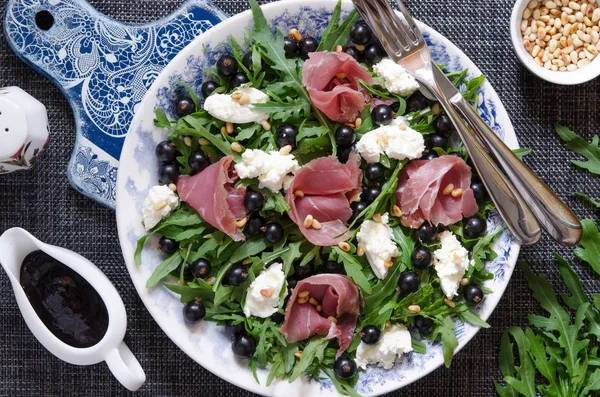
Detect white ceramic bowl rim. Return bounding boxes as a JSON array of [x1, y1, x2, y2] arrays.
[[510, 0, 600, 85]]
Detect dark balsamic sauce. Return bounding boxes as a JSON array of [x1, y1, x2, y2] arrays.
[[20, 250, 109, 348]]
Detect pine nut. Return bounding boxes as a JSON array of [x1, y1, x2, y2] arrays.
[[297, 296, 308, 304], [242, 258, 253, 265], [198, 137, 210, 146], [260, 288, 274, 297], [373, 213, 382, 222], [168, 183, 177, 192], [442, 183, 454, 195], [236, 217, 248, 228], [524, 8, 533, 19], [335, 45, 343, 52], [578, 57, 591, 66], [357, 246, 365, 256], [355, 118, 362, 129], [239, 94, 251, 105], [408, 305, 421, 313], [546, 1, 558, 8], [460, 277, 469, 286], [298, 290, 310, 298], [444, 298, 456, 308], [184, 136, 192, 146], [230, 142, 243, 153], [221, 126, 228, 135], [153, 200, 168, 211], [294, 190, 304, 198], [432, 103, 441, 115], [335, 73, 347, 79], [312, 219, 322, 230], [328, 316, 338, 324], [295, 351, 303, 358], [355, 44, 366, 51], [303, 214, 314, 228], [570, 1, 581, 10], [393, 205, 402, 217], [309, 297, 319, 306], [529, 0, 539, 9], [532, 44, 542, 56], [226, 122, 234, 134], [279, 144, 293, 155], [451, 188, 463, 198], [338, 242, 350, 252], [385, 320, 392, 329], [316, 305, 322, 312], [384, 260, 393, 269], [231, 92, 242, 100], [288, 28, 302, 41], [594, 8, 600, 22], [260, 120, 271, 131]]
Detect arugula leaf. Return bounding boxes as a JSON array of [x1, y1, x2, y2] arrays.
[[556, 252, 600, 339], [332, 246, 372, 293], [494, 331, 518, 397], [236, 124, 262, 141], [461, 74, 486, 103], [164, 280, 214, 303], [512, 148, 532, 159], [229, 236, 269, 264], [573, 219, 600, 276], [154, 108, 171, 129], [555, 123, 600, 175], [146, 252, 183, 288], [521, 262, 589, 389], [253, 95, 311, 122], [134, 234, 150, 265], [468, 227, 501, 275], [573, 192, 600, 208], [288, 337, 329, 382], [435, 316, 458, 368], [322, 367, 362, 397], [317, 0, 360, 51], [263, 192, 291, 214], [281, 241, 303, 275], [500, 326, 536, 397], [297, 124, 329, 141]]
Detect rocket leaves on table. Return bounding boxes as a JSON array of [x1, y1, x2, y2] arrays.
[[495, 260, 600, 397], [573, 218, 600, 277], [555, 123, 600, 175], [573, 191, 600, 208]]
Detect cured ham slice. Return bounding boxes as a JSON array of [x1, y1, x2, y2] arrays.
[[396, 155, 478, 228], [285, 155, 362, 246], [280, 274, 361, 357], [177, 156, 246, 241], [303, 51, 373, 123]]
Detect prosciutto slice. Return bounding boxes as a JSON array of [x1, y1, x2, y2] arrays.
[[177, 156, 246, 241], [303, 51, 373, 123], [285, 155, 362, 246], [396, 155, 478, 228], [280, 274, 361, 357]]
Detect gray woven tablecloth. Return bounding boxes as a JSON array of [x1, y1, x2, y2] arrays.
[[1, 0, 599, 396]]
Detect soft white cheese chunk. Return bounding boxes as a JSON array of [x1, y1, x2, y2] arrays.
[[356, 213, 399, 279], [243, 263, 286, 318], [355, 117, 425, 163], [234, 149, 300, 193], [433, 231, 471, 299], [141, 185, 179, 231], [355, 324, 413, 370], [373, 58, 420, 97], [203, 85, 269, 124]]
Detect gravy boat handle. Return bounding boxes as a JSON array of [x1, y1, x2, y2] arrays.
[[105, 341, 146, 391]]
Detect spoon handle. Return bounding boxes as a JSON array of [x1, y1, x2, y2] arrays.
[[449, 95, 582, 246]]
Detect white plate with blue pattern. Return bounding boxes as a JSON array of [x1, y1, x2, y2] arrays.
[[116, 1, 520, 395]]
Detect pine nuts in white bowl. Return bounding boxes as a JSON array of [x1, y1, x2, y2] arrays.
[[511, 0, 600, 84]]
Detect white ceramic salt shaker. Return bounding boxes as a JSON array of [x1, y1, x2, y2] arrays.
[[0, 87, 50, 174]]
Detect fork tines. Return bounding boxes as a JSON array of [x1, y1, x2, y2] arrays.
[[352, 0, 424, 57]]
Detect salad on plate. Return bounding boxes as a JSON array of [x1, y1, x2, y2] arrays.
[[135, 0, 500, 394]]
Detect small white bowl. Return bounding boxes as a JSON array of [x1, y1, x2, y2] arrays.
[[510, 0, 600, 85]]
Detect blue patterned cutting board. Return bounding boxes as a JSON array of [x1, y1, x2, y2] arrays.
[[4, 0, 227, 209]]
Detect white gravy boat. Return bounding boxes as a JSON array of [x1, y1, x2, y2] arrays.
[[0, 228, 146, 391]]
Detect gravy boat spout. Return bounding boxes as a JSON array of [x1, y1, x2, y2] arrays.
[[0, 228, 146, 391]]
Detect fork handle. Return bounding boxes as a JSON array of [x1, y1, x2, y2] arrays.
[[419, 81, 542, 245], [448, 94, 582, 246]]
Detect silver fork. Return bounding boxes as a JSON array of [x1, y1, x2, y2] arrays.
[[353, 0, 542, 245]]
